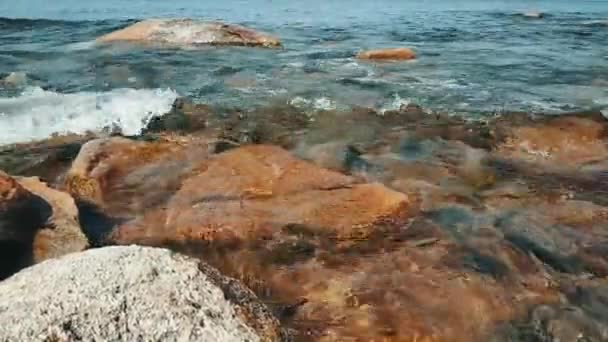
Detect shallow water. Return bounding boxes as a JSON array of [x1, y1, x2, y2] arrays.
[[0, 0, 607, 142]]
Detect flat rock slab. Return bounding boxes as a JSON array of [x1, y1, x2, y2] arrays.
[[0, 246, 283, 341], [113, 144, 410, 244]]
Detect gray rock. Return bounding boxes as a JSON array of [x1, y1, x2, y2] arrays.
[[0, 245, 284, 341]]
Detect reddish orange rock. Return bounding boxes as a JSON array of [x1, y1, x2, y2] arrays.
[[1, 171, 87, 279], [496, 116, 608, 168], [357, 47, 416, 61], [114, 144, 410, 244], [64, 136, 212, 217]]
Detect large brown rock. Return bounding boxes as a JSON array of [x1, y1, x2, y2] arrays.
[[17, 176, 88, 262], [114, 144, 409, 244], [64, 136, 212, 217], [0, 171, 50, 279], [357, 47, 416, 61], [97, 19, 281, 48], [495, 115, 608, 169], [1, 171, 87, 279], [108, 144, 564, 341]]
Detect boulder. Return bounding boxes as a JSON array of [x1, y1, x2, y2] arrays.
[[357, 48, 416, 61], [0, 246, 284, 341], [97, 19, 281, 48], [0, 72, 28, 88], [17, 176, 88, 262], [65, 136, 212, 217], [495, 116, 608, 168], [112, 144, 410, 244], [1, 171, 88, 279], [0, 171, 51, 279]]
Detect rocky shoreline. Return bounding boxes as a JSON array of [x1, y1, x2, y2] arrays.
[[2, 98, 608, 340]]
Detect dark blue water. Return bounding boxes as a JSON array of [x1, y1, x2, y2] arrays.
[[0, 0, 607, 144]]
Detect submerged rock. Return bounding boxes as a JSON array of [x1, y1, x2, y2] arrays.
[[495, 115, 608, 169], [97, 19, 281, 48], [357, 47, 416, 61], [0, 246, 284, 341]]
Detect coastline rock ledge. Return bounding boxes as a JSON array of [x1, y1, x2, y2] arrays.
[[0, 246, 284, 342], [96, 19, 281, 48]]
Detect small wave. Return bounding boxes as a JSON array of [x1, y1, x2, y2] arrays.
[[0, 87, 177, 145], [582, 19, 608, 27], [380, 94, 411, 114], [289, 96, 336, 111], [64, 41, 97, 51]]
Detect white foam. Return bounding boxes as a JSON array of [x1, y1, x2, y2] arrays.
[[601, 109, 608, 120], [0, 87, 178, 145], [289, 96, 335, 110], [380, 94, 410, 114], [65, 41, 96, 51]]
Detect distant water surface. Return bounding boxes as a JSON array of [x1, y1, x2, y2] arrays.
[[0, 0, 607, 144]]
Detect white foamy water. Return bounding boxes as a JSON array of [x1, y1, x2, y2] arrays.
[[0, 87, 178, 145], [289, 96, 336, 110], [380, 94, 411, 114]]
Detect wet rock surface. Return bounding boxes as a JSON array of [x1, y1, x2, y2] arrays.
[[356, 47, 417, 61], [0, 246, 284, 341], [2, 103, 608, 340], [97, 19, 281, 48], [0, 171, 87, 279], [17, 176, 88, 262]]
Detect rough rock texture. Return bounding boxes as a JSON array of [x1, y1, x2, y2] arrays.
[[1, 171, 87, 279], [0, 134, 90, 182], [11, 105, 608, 340], [357, 47, 416, 61], [496, 115, 608, 168], [0, 246, 283, 342], [0, 171, 51, 279], [0, 71, 28, 87], [17, 176, 88, 262], [113, 144, 410, 244], [97, 19, 281, 48], [65, 136, 211, 217]]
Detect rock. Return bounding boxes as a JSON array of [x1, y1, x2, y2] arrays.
[[1, 171, 88, 279], [65, 136, 212, 217], [0, 134, 89, 182], [496, 116, 608, 168], [97, 19, 281, 48], [0, 72, 28, 87], [144, 98, 210, 134], [17, 176, 88, 262], [357, 48, 416, 61], [0, 171, 51, 279], [112, 145, 410, 245], [0, 246, 284, 341]]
